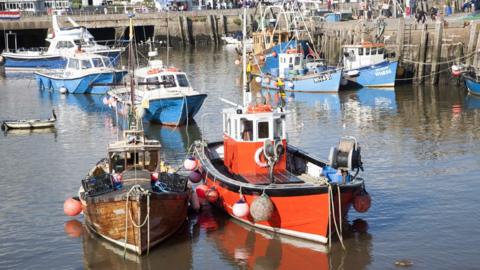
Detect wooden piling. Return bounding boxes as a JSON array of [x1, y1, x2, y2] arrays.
[[416, 24, 428, 84], [182, 16, 191, 45], [207, 15, 216, 43], [473, 32, 480, 69], [178, 16, 185, 46], [396, 17, 405, 61], [466, 22, 478, 66], [430, 21, 443, 85]]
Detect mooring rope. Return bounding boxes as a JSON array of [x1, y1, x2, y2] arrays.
[[124, 184, 151, 258], [327, 182, 346, 250], [402, 49, 477, 66]]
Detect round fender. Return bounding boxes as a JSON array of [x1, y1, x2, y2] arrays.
[[254, 147, 268, 168]]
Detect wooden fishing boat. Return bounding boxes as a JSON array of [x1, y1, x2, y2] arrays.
[[80, 129, 190, 255], [1, 110, 56, 130], [79, 14, 190, 256], [190, 7, 371, 246]]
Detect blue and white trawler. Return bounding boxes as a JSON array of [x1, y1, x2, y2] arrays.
[[341, 42, 398, 89], [261, 48, 343, 93], [107, 59, 207, 126], [34, 53, 126, 94]]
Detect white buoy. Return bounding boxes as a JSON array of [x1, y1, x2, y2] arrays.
[[255, 76, 262, 83], [59, 87, 67, 94]]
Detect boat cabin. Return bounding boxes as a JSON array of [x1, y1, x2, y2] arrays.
[[136, 60, 192, 91], [222, 104, 287, 176], [252, 30, 291, 55], [65, 54, 113, 72], [46, 36, 98, 55], [342, 42, 386, 70], [278, 50, 304, 78], [108, 130, 161, 174]]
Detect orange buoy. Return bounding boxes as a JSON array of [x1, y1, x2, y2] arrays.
[[206, 188, 219, 203], [64, 197, 82, 216], [353, 191, 371, 213], [195, 184, 209, 199], [64, 219, 83, 238], [271, 51, 277, 57]]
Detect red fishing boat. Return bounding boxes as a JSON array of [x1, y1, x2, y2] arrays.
[[191, 6, 370, 246]]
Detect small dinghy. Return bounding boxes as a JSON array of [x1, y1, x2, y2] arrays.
[[1, 110, 56, 130]]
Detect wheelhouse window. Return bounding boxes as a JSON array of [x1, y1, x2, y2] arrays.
[[161, 75, 176, 88], [56, 41, 74, 49], [358, 48, 363, 56], [371, 47, 377, 55], [365, 48, 370, 55], [103, 58, 113, 67], [146, 77, 159, 90], [176, 74, 190, 87], [378, 47, 384, 55], [274, 118, 283, 139], [294, 56, 301, 66], [67, 59, 80, 69], [111, 152, 126, 173], [258, 121, 269, 139], [241, 119, 253, 141], [92, 58, 104, 68], [81, 60, 92, 69]]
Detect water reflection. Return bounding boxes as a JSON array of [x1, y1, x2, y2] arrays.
[[2, 127, 57, 139], [202, 206, 372, 270], [81, 221, 193, 270], [465, 94, 480, 110]]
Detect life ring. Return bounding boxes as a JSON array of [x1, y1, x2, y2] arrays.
[[247, 104, 272, 113], [254, 147, 268, 167], [147, 68, 161, 75]]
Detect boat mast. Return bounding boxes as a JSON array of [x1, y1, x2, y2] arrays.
[[242, 5, 251, 107], [128, 13, 137, 129]]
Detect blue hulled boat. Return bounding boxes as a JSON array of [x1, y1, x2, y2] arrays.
[[108, 60, 207, 126], [341, 42, 398, 89], [34, 53, 126, 94], [1, 15, 122, 71], [260, 49, 342, 93], [463, 73, 480, 96]]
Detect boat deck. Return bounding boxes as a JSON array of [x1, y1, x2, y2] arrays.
[[211, 159, 326, 186]]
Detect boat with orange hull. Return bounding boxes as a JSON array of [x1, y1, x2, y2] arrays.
[[190, 6, 370, 246]]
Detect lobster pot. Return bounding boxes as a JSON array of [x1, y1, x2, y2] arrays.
[[250, 194, 274, 222]]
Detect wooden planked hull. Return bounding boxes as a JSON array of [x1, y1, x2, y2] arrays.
[[82, 186, 189, 255]]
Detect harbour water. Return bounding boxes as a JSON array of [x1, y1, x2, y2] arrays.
[[0, 46, 479, 269]]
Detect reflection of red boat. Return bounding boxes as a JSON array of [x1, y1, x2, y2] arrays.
[[210, 218, 329, 269]]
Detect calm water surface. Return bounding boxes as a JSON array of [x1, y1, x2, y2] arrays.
[[0, 46, 479, 270]]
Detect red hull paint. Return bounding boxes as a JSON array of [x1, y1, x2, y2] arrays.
[[205, 176, 357, 243]]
